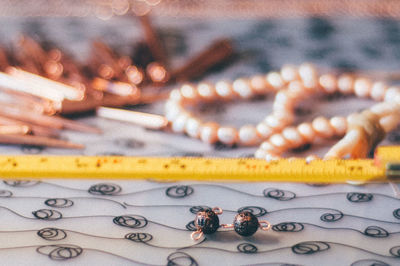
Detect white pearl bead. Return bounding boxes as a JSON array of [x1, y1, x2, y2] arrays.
[[273, 91, 294, 112], [280, 64, 298, 82], [266, 72, 284, 90], [254, 149, 267, 159], [329, 116, 347, 136], [165, 101, 183, 121], [249, 75, 269, 94], [169, 88, 183, 102], [287, 80, 306, 99], [185, 117, 202, 138], [384, 87, 400, 103], [297, 123, 316, 142], [217, 127, 238, 145], [299, 63, 317, 88], [306, 155, 320, 163], [197, 82, 217, 99], [319, 74, 337, 93], [239, 125, 259, 145], [256, 122, 274, 139], [215, 81, 235, 98], [171, 113, 189, 133], [380, 114, 400, 133], [282, 127, 304, 147], [312, 116, 335, 138], [200, 123, 219, 144], [260, 141, 275, 152], [232, 78, 253, 99], [354, 77, 372, 98], [180, 84, 198, 100], [264, 114, 286, 130], [265, 153, 280, 162], [269, 133, 288, 149], [370, 102, 400, 117], [370, 82, 387, 101], [337, 74, 354, 94]]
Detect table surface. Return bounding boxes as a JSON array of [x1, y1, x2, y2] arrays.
[[0, 15, 399, 266]]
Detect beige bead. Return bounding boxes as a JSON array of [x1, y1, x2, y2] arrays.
[[264, 114, 286, 130], [282, 127, 304, 147], [254, 149, 267, 159], [180, 84, 198, 100], [384, 86, 400, 104], [260, 141, 276, 152], [215, 80, 235, 99], [280, 64, 299, 82], [274, 111, 294, 126], [266, 72, 284, 90], [273, 91, 294, 112], [269, 133, 289, 149], [337, 74, 354, 94], [165, 100, 183, 121], [354, 77, 372, 98], [319, 74, 337, 93], [380, 113, 400, 133], [197, 82, 217, 100], [249, 75, 269, 94], [232, 78, 254, 99], [217, 127, 238, 145], [287, 80, 306, 99], [370, 82, 387, 101], [256, 122, 274, 139], [370, 102, 400, 117], [299, 63, 318, 88], [169, 88, 183, 102], [297, 122, 316, 142], [239, 125, 260, 145], [312, 116, 335, 138], [171, 113, 189, 133], [329, 116, 347, 136], [185, 117, 202, 138], [200, 122, 219, 144]]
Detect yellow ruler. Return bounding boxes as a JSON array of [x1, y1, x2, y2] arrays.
[[0, 146, 398, 183]]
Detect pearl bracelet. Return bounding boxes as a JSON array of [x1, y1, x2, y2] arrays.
[[165, 63, 321, 146]]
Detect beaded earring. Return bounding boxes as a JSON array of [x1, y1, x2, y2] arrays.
[[191, 207, 223, 240], [222, 211, 271, 236]]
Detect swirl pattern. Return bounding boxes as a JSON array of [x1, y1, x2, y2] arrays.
[[125, 232, 153, 243], [167, 252, 198, 266], [320, 210, 344, 222], [0, 190, 12, 198], [272, 222, 304, 232], [237, 243, 258, 254], [393, 208, 400, 220], [44, 198, 74, 208], [350, 259, 390, 266], [32, 209, 62, 220], [88, 183, 122, 196], [3, 180, 40, 187], [37, 228, 67, 241], [263, 188, 296, 201], [186, 220, 197, 231], [346, 192, 373, 203], [291, 241, 330, 255], [237, 206, 267, 217], [389, 246, 400, 257], [190, 206, 211, 214], [363, 226, 389, 238], [36, 244, 82, 261], [166, 185, 194, 198], [113, 215, 148, 228]]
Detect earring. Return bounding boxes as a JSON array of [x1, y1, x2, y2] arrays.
[[222, 211, 271, 236], [191, 207, 223, 240]]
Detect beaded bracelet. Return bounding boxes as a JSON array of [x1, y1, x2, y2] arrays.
[[164, 63, 322, 146]]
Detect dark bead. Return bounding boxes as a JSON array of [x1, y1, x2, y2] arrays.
[[194, 209, 220, 234], [234, 211, 259, 236]]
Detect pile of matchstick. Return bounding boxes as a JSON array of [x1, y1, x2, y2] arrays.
[[0, 15, 234, 149]]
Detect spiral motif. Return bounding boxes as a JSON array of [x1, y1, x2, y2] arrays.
[[393, 208, 400, 220], [263, 188, 296, 201], [186, 220, 197, 231], [320, 211, 344, 222], [272, 222, 304, 232], [88, 183, 122, 196], [3, 180, 40, 187], [350, 259, 389, 266], [291, 241, 330, 255], [125, 232, 153, 243], [44, 198, 74, 208], [114, 138, 145, 149], [37, 244, 82, 260], [37, 228, 67, 241], [237, 206, 267, 217], [166, 185, 194, 198], [390, 246, 400, 257], [113, 215, 148, 228], [32, 209, 62, 220], [0, 190, 12, 198], [189, 206, 211, 214], [237, 243, 258, 254], [363, 226, 389, 238], [167, 252, 198, 266], [346, 192, 373, 202]]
